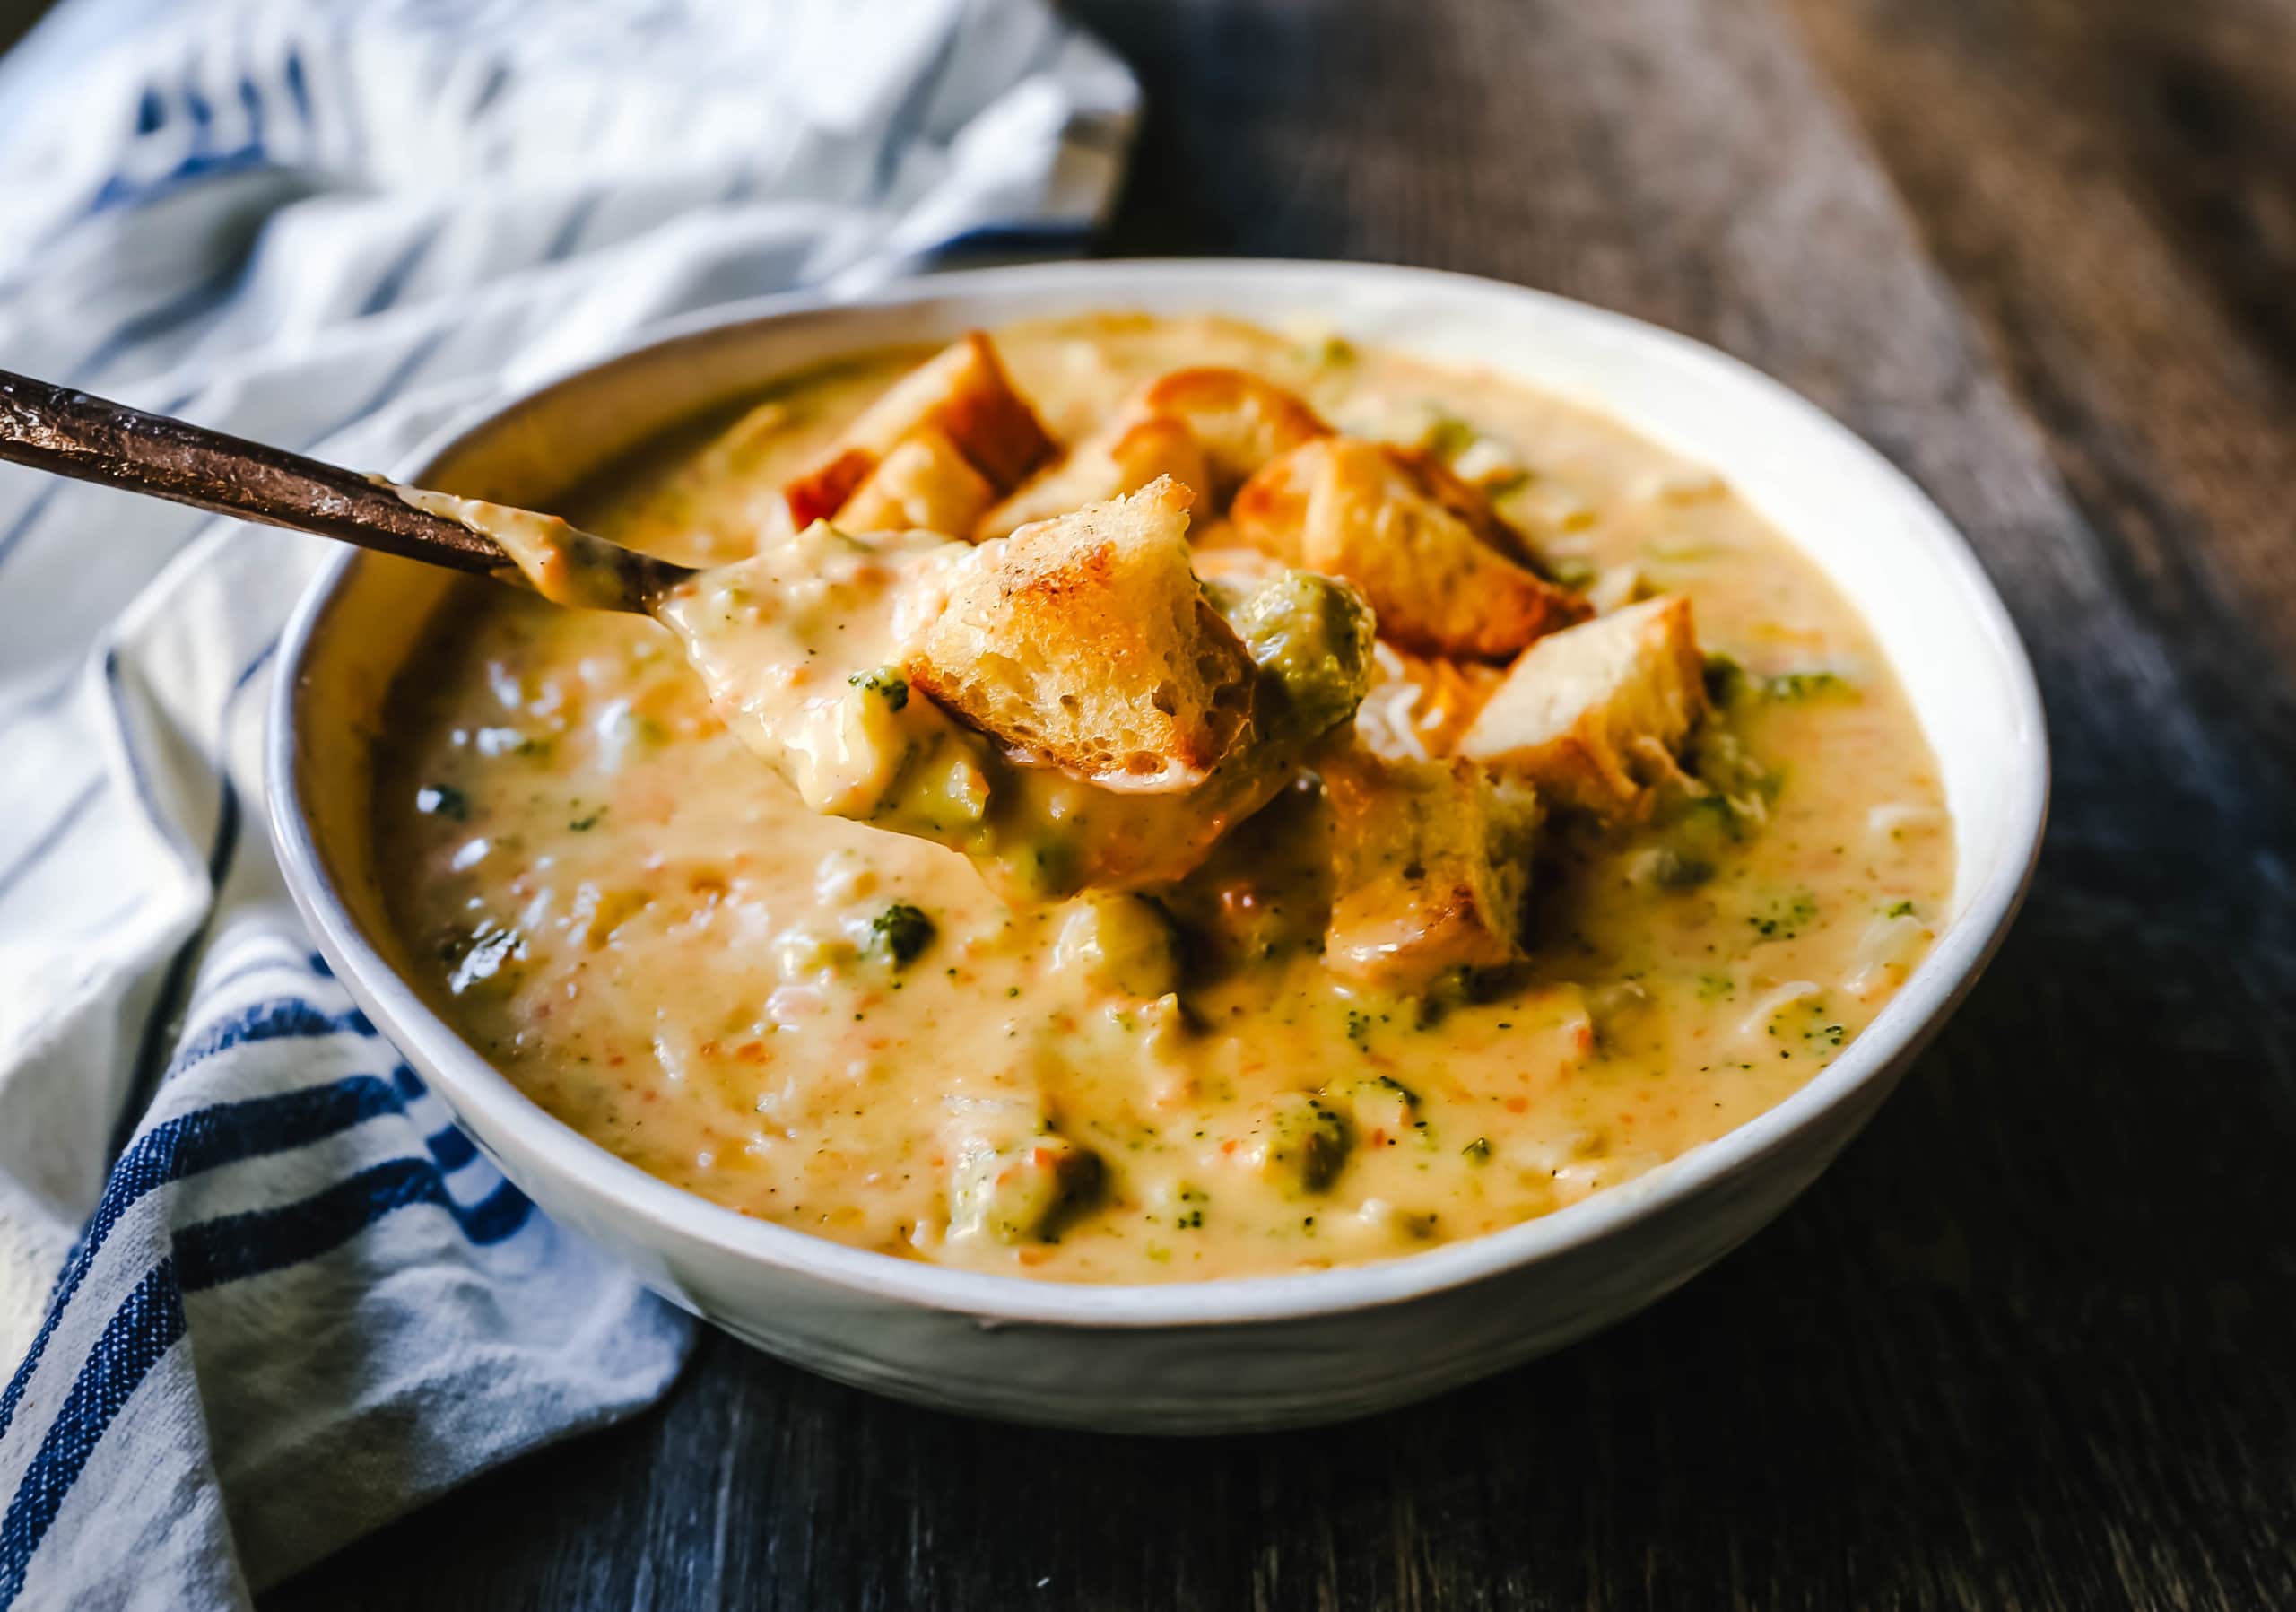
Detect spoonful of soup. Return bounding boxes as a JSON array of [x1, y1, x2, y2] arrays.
[[0, 362, 1376, 903]]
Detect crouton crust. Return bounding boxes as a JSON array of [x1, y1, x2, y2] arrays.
[[974, 416, 1214, 540], [1321, 745, 1542, 989], [1457, 595, 1707, 818], [833, 425, 996, 536], [906, 478, 1256, 793], [1225, 437, 1317, 562], [784, 332, 1055, 527], [1127, 368, 1331, 499], [1233, 438, 1590, 660], [784, 446, 876, 531]]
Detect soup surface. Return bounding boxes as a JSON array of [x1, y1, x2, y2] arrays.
[[375, 314, 1952, 1283]]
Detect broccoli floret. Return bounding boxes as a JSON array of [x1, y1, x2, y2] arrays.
[[1761, 669, 1854, 701], [1217, 570, 1375, 743], [848, 667, 909, 710], [867, 902, 935, 967]]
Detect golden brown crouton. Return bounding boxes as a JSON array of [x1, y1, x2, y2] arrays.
[[1321, 745, 1543, 990], [1232, 438, 1590, 660], [832, 426, 996, 536], [1224, 436, 1317, 561], [1126, 368, 1330, 500], [905, 478, 1256, 793], [784, 332, 1055, 527], [1392, 444, 1544, 568], [973, 416, 1213, 540], [1457, 595, 1707, 818]]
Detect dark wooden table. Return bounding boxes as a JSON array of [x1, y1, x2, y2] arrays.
[[268, 2, 2296, 1605]]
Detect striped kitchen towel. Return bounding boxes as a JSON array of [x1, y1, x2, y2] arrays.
[[0, 2, 1136, 1605]]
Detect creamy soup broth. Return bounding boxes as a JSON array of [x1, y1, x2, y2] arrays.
[[373, 314, 1952, 1282]]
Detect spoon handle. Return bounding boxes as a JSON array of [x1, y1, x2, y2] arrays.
[[0, 368, 511, 574]]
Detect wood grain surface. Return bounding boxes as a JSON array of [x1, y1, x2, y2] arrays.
[[265, 1, 2296, 1606]]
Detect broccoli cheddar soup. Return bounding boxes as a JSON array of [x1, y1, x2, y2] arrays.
[[374, 313, 1952, 1283]]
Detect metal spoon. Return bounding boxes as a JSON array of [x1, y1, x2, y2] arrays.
[[0, 369, 691, 613]]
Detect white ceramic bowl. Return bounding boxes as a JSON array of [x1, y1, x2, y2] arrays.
[[267, 259, 2047, 1433]]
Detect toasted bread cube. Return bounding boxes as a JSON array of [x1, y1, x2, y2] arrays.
[[1457, 595, 1707, 818], [784, 332, 1055, 527], [1224, 436, 1317, 562], [1234, 439, 1589, 660], [973, 416, 1213, 540], [1127, 368, 1331, 500], [1322, 746, 1541, 990], [1231, 440, 1544, 570], [784, 446, 875, 532], [1393, 444, 1544, 568], [905, 478, 1256, 793], [832, 426, 996, 536]]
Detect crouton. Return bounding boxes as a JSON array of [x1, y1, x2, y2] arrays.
[[1224, 436, 1317, 562], [973, 416, 1213, 540], [905, 478, 1256, 793], [1126, 368, 1331, 500], [1457, 595, 1707, 818], [1392, 444, 1544, 568], [1231, 438, 1590, 660], [1322, 745, 1543, 990], [1231, 440, 1541, 569], [832, 426, 996, 536], [937, 560, 1374, 903], [784, 332, 1055, 527]]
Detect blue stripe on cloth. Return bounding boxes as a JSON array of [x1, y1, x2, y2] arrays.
[[0, 1054, 393, 1446], [109, 632, 282, 1157], [174, 1156, 532, 1291], [0, 663, 80, 729], [166, 999, 373, 1076], [541, 189, 604, 262], [355, 223, 442, 317], [95, 647, 171, 832], [195, 947, 307, 1003], [918, 220, 1095, 265], [873, 30, 960, 196], [466, 60, 510, 119], [0, 776, 103, 905], [281, 48, 310, 127], [422, 1125, 476, 1172], [0, 1151, 532, 1606], [0, 1263, 188, 1610], [236, 70, 266, 154], [61, 251, 260, 380], [84, 144, 272, 219], [291, 325, 451, 452], [110, 780, 242, 1158]]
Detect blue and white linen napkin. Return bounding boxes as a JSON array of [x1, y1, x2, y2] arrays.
[[0, 3, 1135, 1604]]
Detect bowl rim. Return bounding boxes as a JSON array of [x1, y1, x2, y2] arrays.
[[267, 257, 2049, 1329]]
